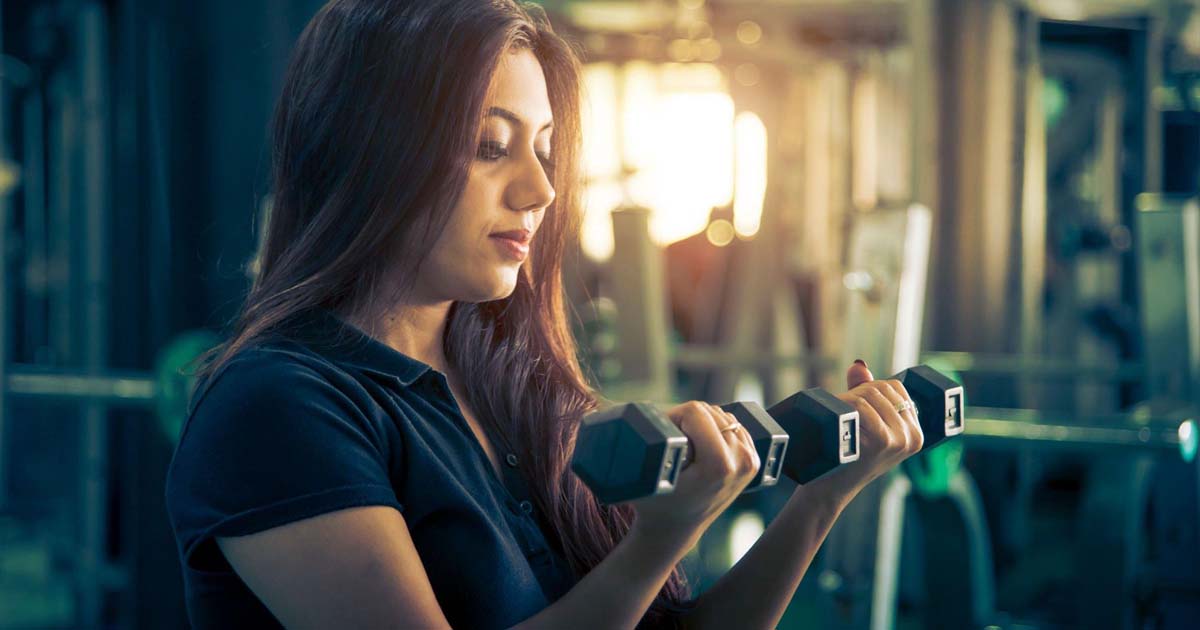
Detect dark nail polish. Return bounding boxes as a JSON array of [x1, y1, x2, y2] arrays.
[[854, 359, 867, 367]]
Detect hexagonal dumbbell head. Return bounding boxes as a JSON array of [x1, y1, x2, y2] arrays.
[[571, 402, 689, 504], [767, 388, 860, 484], [892, 365, 964, 450], [720, 402, 789, 493]]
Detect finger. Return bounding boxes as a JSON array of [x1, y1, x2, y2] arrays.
[[711, 406, 753, 452], [670, 402, 727, 472], [710, 405, 741, 446], [706, 404, 759, 479], [861, 387, 908, 451], [847, 359, 874, 390], [871, 382, 917, 450], [853, 397, 891, 453], [883, 379, 924, 451], [733, 419, 760, 474], [709, 406, 749, 472]]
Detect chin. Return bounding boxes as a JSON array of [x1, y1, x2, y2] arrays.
[[464, 271, 519, 303]]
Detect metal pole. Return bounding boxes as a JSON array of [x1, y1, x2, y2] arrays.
[[78, 4, 111, 627], [7, 368, 157, 404], [0, 0, 8, 514], [25, 29, 48, 357], [609, 206, 671, 402], [964, 407, 1196, 458], [1136, 196, 1200, 403], [919, 351, 1145, 382]]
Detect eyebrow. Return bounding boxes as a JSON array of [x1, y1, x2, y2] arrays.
[[486, 106, 553, 133]]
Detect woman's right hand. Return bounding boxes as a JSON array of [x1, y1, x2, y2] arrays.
[[626, 401, 761, 546]]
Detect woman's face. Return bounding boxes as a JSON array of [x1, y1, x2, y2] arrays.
[[419, 49, 555, 304]]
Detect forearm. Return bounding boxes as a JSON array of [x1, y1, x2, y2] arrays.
[[512, 526, 697, 630], [682, 484, 851, 630]]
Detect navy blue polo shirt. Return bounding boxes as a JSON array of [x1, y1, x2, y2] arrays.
[[164, 311, 580, 628]]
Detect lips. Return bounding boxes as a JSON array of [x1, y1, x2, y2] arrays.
[[489, 229, 532, 244], [489, 229, 533, 261]]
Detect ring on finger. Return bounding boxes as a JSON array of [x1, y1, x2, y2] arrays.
[[719, 423, 743, 435], [893, 399, 916, 415]]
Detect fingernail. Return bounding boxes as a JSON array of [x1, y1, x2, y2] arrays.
[[854, 359, 867, 367]]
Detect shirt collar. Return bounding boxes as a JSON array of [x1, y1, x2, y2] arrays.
[[293, 309, 432, 387]]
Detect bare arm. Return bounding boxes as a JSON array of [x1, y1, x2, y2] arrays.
[[218, 506, 450, 630], [678, 482, 848, 630], [680, 365, 925, 630], [218, 400, 760, 629], [515, 523, 699, 630], [219, 506, 699, 630]]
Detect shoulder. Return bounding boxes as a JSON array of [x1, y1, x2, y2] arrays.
[[192, 343, 356, 412], [203, 341, 335, 387], [181, 343, 382, 446], [165, 345, 408, 574], [169, 341, 405, 498]]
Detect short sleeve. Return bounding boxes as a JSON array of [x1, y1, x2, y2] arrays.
[[165, 349, 404, 573]]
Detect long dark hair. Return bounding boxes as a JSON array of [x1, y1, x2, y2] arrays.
[[200, 0, 692, 623]]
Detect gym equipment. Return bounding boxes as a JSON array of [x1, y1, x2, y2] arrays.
[[1073, 194, 1200, 629], [571, 400, 794, 503], [155, 331, 221, 442], [892, 365, 965, 450], [919, 350, 1144, 383], [720, 402, 789, 492], [821, 205, 995, 630], [571, 402, 689, 504], [963, 407, 1197, 458], [745, 360, 968, 489], [755, 389, 858, 484], [887, 197, 1200, 628], [4, 330, 218, 443], [576, 362, 967, 503]]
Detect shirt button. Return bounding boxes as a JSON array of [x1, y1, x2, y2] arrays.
[[505, 453, 519, 467], [519, 500, 533, 515]]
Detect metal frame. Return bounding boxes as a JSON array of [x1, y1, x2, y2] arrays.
[[78, 7, 112, 626], [867, 468, 995, 630]]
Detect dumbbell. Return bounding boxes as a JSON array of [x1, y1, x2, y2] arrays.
[[572, 365, 964, 504], [734, 388, 861, 488], [570, 401, 791, 503], [571, 402, 690, 504], [892, 364, 965, 450], [758, 365, 964, 474], [748, 365, 964, 485], [763, 365, 963, 468], [571, 396, 847, 502]]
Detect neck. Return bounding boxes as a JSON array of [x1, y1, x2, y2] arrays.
[[348, 301, 455, 375]]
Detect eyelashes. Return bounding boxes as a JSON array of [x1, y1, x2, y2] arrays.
[[476, 139, 555, 171], [476, 140, 508, 161]]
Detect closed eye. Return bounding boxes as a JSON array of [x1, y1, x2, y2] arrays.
[[477, 140, 555, 173], [477, 140, 508, 161]]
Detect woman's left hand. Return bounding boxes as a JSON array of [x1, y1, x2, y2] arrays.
[[807, 360, 924, 502]]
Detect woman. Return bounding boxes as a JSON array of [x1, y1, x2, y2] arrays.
[[164, 1, 924, 628]]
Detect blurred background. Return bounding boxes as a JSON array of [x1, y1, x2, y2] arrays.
[[1, 0, 1199, 628]]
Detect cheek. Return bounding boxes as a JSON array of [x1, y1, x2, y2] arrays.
[[428, 196, 499, 270], [459, 177, 505, 228]]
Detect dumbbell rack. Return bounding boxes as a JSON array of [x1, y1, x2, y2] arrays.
[[0, 4, 217, 626], [1, 340, 213, 630], [0, 5, 116, 628]]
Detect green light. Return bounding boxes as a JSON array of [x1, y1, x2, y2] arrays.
[[1180, 419, 1198, 464], [1043, 78, 1069, 129]]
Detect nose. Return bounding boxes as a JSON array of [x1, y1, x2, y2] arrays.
[[505, 149, 555, 214]]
